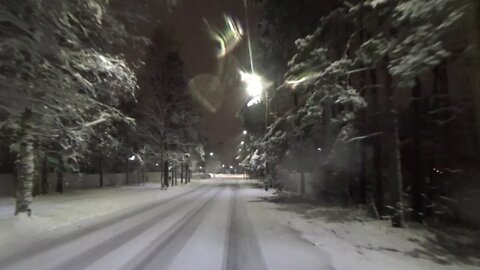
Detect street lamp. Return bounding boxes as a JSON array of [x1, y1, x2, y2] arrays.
[[126, 154, 136, 185], [240, 71, 264, 97], [243, 130, 247, 135], [240, 141, 245, 145], [209, 152, 214, 156]]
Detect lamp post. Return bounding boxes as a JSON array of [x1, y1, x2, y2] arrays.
[[240, 0, 272, 184], [127, 154, 135, 185], [207, 152, 216, 178]]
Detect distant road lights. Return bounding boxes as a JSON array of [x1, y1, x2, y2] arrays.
[[222, 164, 225, 168], [230, 165, 233, 169], [238, 148, 242, 152], [199, 166, 203, 169], [209, 152, 214, 156], [128, 155, 136, 161], [317, 147, 322, 151], [155, 163, 159, 166], [240, 141, 245, 145], [243, 130, 247, 135]]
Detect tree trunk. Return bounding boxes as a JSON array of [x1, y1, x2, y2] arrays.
[[369, 69, 385, 215], [15, 134, 34, 216], [163, 160, 169, 187], [33, 157, 41, 198], [41, 154, 49, 195], [468, 0, 480, 147], [357, 14, 369, 205], [56, 156, 64, 193], [358, 142, 367, 204], [390, 111, 404, 227], [411, 78, 425, 222], [174, 165, 177, 186], [99, 155, 104, 188], [433, 63, 453, 157], [373, 137, 384, 215], [180, 164, 184, 184], [384, 59, 404, 227], [425, 158, 436, 217], [323, 96, 335, 195], [160, 151, 164, 188]]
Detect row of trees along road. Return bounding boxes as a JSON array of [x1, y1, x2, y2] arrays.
[[0, 1, 201, 215], [240, 0, 480, 227]]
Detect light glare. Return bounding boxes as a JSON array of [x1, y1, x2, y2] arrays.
[[247, 96, 261, 107], [240, 71, 263, 97]]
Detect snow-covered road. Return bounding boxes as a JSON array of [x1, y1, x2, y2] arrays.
[[0, 179, 332, 270]]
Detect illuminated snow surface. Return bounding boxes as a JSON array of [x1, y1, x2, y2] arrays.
[[0, 177, 478, 270]]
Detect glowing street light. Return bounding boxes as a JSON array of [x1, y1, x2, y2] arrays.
[[240, 141, 245, 145], [230, 165, 233, 169], [128, 155, 136, 161], [209, 152, 214, 156], [222, 164, 225, 168], [240, 71, 264, 98], [317, 147, 322, 151], [243, 130, 247, 135]]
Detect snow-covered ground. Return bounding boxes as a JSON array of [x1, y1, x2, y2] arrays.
[[0, 178, 478, 270], [257, 191, 480, 270]]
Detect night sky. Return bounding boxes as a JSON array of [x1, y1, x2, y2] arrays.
[[136, 0, 261, 164]]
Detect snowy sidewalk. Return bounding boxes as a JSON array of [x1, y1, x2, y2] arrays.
[[0, 182, 199, 246], [258, 193, 480, 270]]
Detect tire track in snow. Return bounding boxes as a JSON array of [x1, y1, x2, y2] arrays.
[[224, 182, 267, 270], [121, 184, 226, 270], [50, 184, 215, 270], [0, 184, 207, 269]]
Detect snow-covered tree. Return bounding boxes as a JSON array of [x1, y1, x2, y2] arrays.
[[351, 0, 465, 227], [245, 0, 468, 228], [135, 51, 200, 187], [0, 0, 139, 215]]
